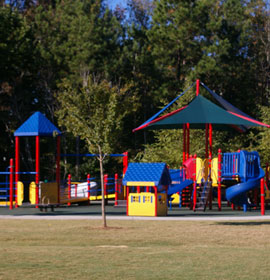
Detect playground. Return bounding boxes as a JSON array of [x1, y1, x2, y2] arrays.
[[1, 80, 270, 218], [1, 79, 270, 279]]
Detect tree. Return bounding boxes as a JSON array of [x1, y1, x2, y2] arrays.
[[56, 78, 127, 227], [0, 5, 41, 170]]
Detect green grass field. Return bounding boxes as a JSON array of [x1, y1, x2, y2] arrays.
[[0, 218, 269, 280]]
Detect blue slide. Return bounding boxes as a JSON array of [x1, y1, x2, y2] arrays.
[[226, 168, 265, 207], [167, 179, 193, 196], [167, 169, 193, 197]]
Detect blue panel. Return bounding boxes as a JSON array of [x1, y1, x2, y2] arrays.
[[14, 112, 61, 136]]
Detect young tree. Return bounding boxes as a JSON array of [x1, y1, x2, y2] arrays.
[[56, 78, 126, 228]]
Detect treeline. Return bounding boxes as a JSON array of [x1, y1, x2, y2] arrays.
[[1, 0, 270, 179]]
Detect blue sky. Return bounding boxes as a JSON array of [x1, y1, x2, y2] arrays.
[[106, 0, 128, 9]]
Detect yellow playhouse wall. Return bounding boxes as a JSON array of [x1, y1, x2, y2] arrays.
[[128, 192, 167, 217]]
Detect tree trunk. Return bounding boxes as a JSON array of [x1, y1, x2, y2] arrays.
[[98, 146, 107, 228]]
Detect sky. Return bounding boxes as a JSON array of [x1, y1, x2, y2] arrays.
[[106, 0, 128, 10]]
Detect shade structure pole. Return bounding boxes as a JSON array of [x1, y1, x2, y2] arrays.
[[123, 151, 128, 176], [56, 135, 61, 204], [15, 136, 19, 208], [186, 123, 190, 160], [218, 149, 222, 211], [208, 124, 213, 210], [196, 79, 200, 96], [183, 124, 186, 163], [209, 124, 212, 166], [205, 124, 209, 160], [205, 124, 209, 183], [35, 136, 40, 208]]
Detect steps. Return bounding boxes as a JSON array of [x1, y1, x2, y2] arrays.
[[181, 185, 192, 208], [194, 182, 212, 211]]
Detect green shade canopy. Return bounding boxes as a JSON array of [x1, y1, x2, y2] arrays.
[[134, 95, 269, 131]]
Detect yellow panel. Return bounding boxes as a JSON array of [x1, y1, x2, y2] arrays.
[[211, 157, 218, 185], [128, 193, 155, 216], [40, 182, 58, 204], [170, 193, 180, 204], [128, 192, 167, 217], [89, 194, 115, 201], [29, 182, 36, 205], [196, 158, 204, 184], [17, 181, 24, 206], [0, 202, 16, 206], [126, 182, 155, 186]]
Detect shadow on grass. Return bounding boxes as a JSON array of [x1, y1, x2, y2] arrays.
[[215, 221, 270, 226]]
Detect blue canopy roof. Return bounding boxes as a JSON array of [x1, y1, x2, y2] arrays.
[[122, 163, 171, 186], [14, 112, 61, 137]]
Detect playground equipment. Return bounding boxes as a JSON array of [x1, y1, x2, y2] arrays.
[[14, 111, 61, 207], [3, 80, 270, 217], [123, 163, 170, 216], [0, 158, 36, 209], [132, 79, 270, 215], [59, 152, 128, 206], [9, 110, 128, 209], [224, 151, 265, 211]]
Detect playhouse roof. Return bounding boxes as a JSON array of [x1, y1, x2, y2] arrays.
[[14, 111, 62, 137], [122, 163, 171, 187], [134, 95, 270, 131]]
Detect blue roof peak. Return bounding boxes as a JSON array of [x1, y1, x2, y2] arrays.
[[14, 111, 61, 137]]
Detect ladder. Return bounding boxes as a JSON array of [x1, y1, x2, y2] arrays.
[[194, 181, 212, 211]]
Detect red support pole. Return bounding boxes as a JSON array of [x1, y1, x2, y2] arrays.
[[56, 135, 61, 204], [193, 180, 197, 211], [15, 136, 19, 208], [186, 123, 190, 160], [261, 178, 265, 215], [68, 174, 71, 206], [87, 174, 91, 205], [9, 158, 14, 210], [154, 186, 158, 217], [209, 124, 212, 166], [146, 186, 149, 192], [196, 79, 200, 96], [115, 173, 118, 206], [209, 124, 212, 210], [205, 124, 209, 161], [104, 174, 108, 198], [35, 136, 40, 208], [123, 152, 128, 176], [218, 149, 222, 211], [137, 186, 140, 193], [183, 124, 186, 163]]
